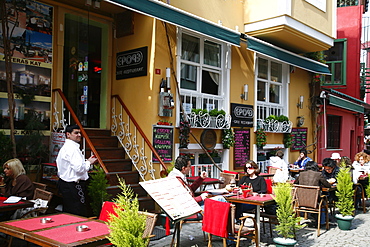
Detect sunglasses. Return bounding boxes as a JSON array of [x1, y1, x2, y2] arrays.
[[246, 166, 255, 169]]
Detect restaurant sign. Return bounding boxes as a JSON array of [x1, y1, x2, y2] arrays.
[[230, 103, 254, 127], [116, 46, 148, 80]]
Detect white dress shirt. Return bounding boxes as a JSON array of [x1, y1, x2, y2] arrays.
[[56, 139, 91, 182]]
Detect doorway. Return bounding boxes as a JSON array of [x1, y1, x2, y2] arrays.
[[62, 13, 108, 128]]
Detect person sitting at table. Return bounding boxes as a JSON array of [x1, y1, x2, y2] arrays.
[[330, 152, 341, 166], [293, 149, 312, 169], [352, 151, 370, 184], [168, 156, 209, 204], [321, 158, 339, 203], [269, 150, 289, 183], [294, 161, 331, 225], [0, 158, 34, 199]]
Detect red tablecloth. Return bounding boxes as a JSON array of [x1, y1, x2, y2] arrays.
[[187, 177, 220, 183], [230, 194, 273, 201], [0, 197, 26, 207], [6, 214, 86, 231], [34, 221, 109, 244]]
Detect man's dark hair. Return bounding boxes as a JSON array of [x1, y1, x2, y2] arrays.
[[364, 149, 370, 155], [65, 124, 80, 137], [305, 161, 318, 171], [322, 157, 336, 168], [174, 156, 189, 171]]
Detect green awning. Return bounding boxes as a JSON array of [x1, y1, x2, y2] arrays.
[[107, 0, 241, 46], [245, 36, 330, 75], [329, 94, 364, 113]]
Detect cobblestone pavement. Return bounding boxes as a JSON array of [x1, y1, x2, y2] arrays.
[[149, 204, 370, 247]]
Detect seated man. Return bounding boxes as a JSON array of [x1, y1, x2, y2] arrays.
[[321, 158, 339, 204]]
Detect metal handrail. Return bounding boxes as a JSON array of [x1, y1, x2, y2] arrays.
[[111, 95, 168, 179], [52, 88, 109, 175]]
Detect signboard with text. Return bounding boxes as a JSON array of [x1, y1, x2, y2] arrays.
[[290, 127, 308, 151], [233, 128, 250, 170], [152, 125, 174, 163], [230, 103, 254, 127], [116, 46, 148, 80]]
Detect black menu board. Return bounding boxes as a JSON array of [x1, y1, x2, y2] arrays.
[[233, 128, 250, 170], [290, 127, 308, 151], [152, 125, 173, 162]]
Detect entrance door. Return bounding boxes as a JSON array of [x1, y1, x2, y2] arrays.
[[62, 14, 107, 128]]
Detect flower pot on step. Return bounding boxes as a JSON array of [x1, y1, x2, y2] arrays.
[[335, 214, 354, 230], [273, 237, 297, 247]]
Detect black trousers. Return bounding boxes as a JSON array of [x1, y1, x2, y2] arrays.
[[58, 179, 88, 217]]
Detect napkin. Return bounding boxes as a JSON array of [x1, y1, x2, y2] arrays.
[[3, 196, 22, 203]]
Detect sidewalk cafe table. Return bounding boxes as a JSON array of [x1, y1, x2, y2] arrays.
[[0, 197, 34, 212], [187, 177, 221, 191], [225, 194, 275, 243], [0, 213, 110, 246]]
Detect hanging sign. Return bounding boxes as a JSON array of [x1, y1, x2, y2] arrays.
[[116, 46, 148, 80]]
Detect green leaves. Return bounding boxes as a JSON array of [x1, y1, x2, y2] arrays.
[[335, 164, 355, 216]]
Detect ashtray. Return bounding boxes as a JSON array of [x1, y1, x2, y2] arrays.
[[40, 218, 52, 223], [259, 194, 265, 197], [76, 225, 89, 232]]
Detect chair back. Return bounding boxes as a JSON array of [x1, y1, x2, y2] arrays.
[[202, 198, 231, 238], [268, 166, 278, 174], [265, 179, 273, 194], [33, 182, 47, 190], [293, 184, 320, 209], [138, 211, 158, 238], [33, 188, 53, 202], [99, 201, 120, 222], [219, 172, 237, 189]]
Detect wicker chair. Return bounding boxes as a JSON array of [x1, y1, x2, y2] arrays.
[[219, 172, 237, 189], [293, 184, 329, 237], [138, 211, 158, 245]]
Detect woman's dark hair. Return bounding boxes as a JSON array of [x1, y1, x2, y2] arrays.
[[174, 156, 189, 171], [244, 160, 260, 175], [322, 158, 336, 168], [305, 161, 318, 171], [300, 149, 308, 157]]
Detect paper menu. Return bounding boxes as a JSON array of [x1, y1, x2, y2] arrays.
[[140, 177, 202, 221], [3, 196, 22, 203]]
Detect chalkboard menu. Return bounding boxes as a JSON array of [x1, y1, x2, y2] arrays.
[[233, 128, 250, 170], [290, 127, 308, 151], [152, 125, 174, 162]]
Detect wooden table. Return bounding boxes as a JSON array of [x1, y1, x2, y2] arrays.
[[225, 194, 275, 243], [0, 213, 110, 246], [259, 173, 274, 178], [0, 197, 34, 212]]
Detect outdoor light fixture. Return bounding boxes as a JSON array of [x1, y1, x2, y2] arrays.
[[240, 84, 248, 100], [297, 95, 304, 109]]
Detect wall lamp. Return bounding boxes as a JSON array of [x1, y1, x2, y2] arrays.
[[85, 0, 101, 8], [240, 84, 248, 100], [297, 95, 304, 109]]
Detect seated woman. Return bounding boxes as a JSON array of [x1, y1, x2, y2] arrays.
[[352, 152, 370, 208], [0, 158, 34, 199], [236, 160, 269, 219], [293, 149, 312, 170]]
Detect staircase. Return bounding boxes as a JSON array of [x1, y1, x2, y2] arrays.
[[84, 129, 155, 212]]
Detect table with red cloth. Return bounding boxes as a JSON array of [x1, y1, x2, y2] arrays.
[[187, 176, 221, 191], [225, 194, 275, 243], [0, 197, 34, 212], [0, 213, 110, 247]]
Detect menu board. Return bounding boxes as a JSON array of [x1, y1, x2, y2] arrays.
[[233, 128, 250, 170], [152, 125, 174, 162], [290, 128, 308, 151], [140, 177, 202, 221]]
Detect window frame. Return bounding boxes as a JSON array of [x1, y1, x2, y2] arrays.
[[327, 114, 342, 149], [323, 38, 347, 86]]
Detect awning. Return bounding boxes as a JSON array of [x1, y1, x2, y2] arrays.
[[244, 35, 330, 75], [329, 94, 364, 113], [106, 0, 241, 46]]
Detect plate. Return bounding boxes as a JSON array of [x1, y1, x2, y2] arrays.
[[207, 189, 229, 195]]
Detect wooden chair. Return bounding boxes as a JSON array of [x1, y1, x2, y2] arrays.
[[219, 172, 237, 189], [293, 184, 329, 237], [33, 182, 47, 190], [267, 166, 278, 174], [138, 211, 158, 240], [21, 188, 53, 218], [202, 198, 258, 247]]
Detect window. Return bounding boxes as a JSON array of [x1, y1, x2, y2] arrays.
[[179, 31, 228, 113], [327, 115, 341, 149], [323, 39, 347, 86], [256, 57, 288, 120]]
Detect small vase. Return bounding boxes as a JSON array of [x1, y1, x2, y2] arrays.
[[273, 237, 297, 247], [335, 214, 354, 230]]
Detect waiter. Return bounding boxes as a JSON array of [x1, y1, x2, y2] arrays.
[[56, 124, 97, 216]]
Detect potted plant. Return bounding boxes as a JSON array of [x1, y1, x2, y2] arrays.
[[209, 109, 226, 128], [222, 128, 235, 149], [335, 162, 355, 230], [179, 120, 191, 148], [179, 153, 195, 164], [283, 133, 293, 148], [87, 165, 110, 216], [199, 149, 221, 163], [255, 128, 267, 149], [272, 182, 303, 247]]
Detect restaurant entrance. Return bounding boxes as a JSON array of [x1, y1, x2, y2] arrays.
[[62, 13, 108, 128]]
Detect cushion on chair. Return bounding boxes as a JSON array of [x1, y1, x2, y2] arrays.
[[99, 201, 120, 222], [202, 198, 231, 238]]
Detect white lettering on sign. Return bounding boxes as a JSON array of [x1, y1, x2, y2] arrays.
[[116, 51, 143, 68], [233, 106, 254, 119]]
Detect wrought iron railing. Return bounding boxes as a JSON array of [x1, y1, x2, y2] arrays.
[[257, 118, 293, 133], [187, 111, 231, 129], [111, 95, 167, 181]]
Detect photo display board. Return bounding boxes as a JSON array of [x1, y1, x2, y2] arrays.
[[233, 128, 250, 170], [152, 125, 173, 162], [140, 177, 202, 221], [290, 127, 308, 151]]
